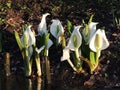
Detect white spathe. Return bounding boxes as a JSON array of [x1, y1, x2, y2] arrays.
[[37, 13, 50, 35], [21, 25, 36, 48], [45, 39, 53, 56], [50, 19, 64, 43], [36, 45, 45, 54], [88, 22, 98, 43], [47, 39, 53, 49], [89, 29, 109, 54], [61, 47, 70, 61], [67, 26, 82, 51], [21, 25, 36, 61], [82, 22, 98, 44]]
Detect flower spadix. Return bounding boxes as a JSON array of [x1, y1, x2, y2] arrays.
[[50, 19, 64, 43], [89, 29, 109, 57], [67, 26, 82, 51], [37, 13, 50, 35], [82, 22, 98, 44]]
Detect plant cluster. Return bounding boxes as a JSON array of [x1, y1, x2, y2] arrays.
[[14, 13, 109, 82]]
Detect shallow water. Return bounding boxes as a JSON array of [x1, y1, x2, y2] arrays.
[[0, 71, 91, 90], [0, 73, 47, 90], [0, 70, 119, 90]]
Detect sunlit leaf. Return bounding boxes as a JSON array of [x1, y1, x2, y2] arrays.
[[88, 14, 94, 24], [67, 20, 73, 35], [90, 51, 96, 65], [14, 31, 23, 50], [38, 13, 50, 35]]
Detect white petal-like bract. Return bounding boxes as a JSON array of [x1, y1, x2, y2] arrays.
[[61, 47, 70, 61], [21, 25, 36, 47], [89, 29, 109, 53], [37, 13, 50, 35], [50, 19, 64, 42], [67, 26, 82, 51], [36, 46, 45, 54]]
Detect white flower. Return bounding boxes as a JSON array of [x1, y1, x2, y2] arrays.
[[45, 39, 53, 56], [61, 47, 77, 71], [21, 25, 36, 61], [37, 13, 50, 35], [36, 46, 45, 54], [21, 25, 36, 47], [47, 39, 53, 49], [82, 22, 98, 44], [67, 26, 82, 51], [89, 29, 109, 57], [61, 47, 70, 61], [50, 19, 64, 43]]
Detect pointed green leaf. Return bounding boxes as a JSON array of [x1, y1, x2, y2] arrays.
[[67, 20, 73, 35], [85, 24, 89, 36], [45, 33, 50, 47], [82, 19, 85, 25], [23, 33, 28, 48], [90, 51, 96, 65], [88, 15, 94, 24], [14, 31, 23, 50]]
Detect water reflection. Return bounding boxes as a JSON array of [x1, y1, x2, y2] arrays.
[[0, 73, 44, 90]]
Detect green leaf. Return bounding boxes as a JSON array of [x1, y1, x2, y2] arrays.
[[14, 31, 23, 50], [41, 34, 50, 56], [36, 35, 44, 48], [90, 51, 96, 65], [82, 19, 85, 26], [23, 33, 27, 48], [81, 38, 89, 57], [67, 20, 73, 35], [45, 34, 50, 47], [85, 24, 89, 37], [6, 1, 11, 8], [88, 14, 94, 24]]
